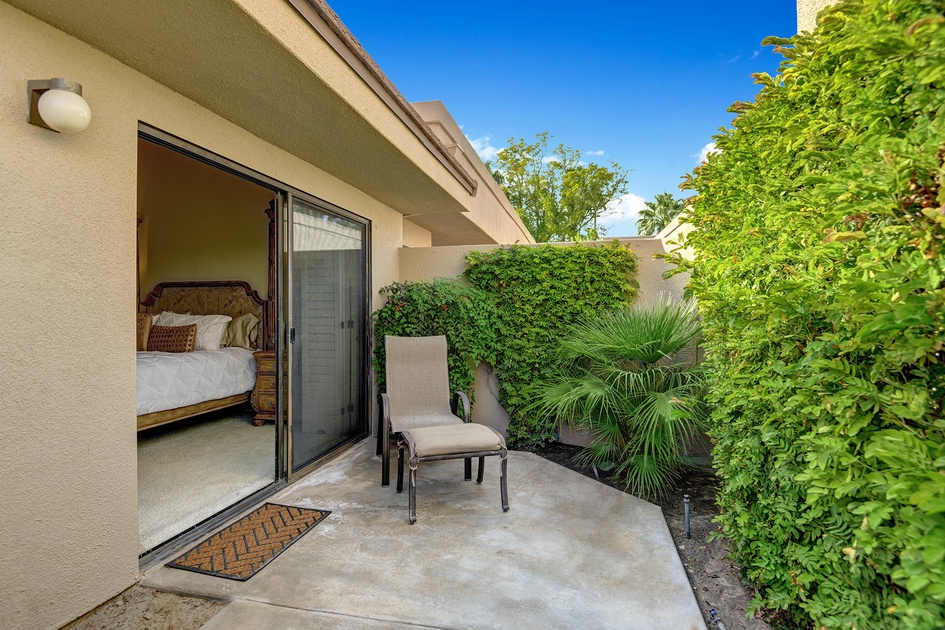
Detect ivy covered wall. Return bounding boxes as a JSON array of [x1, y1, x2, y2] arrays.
[[374, 242, 641, 447]]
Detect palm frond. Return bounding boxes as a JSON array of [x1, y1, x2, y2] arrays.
[[615, 452, 680, 499]]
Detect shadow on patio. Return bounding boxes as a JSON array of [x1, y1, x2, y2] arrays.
[[142, 440, 706, 629]]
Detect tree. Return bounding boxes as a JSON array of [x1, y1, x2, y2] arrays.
[[636, 192, 684, 236], [489, 132, 629, 242]]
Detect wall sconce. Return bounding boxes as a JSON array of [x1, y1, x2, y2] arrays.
[[27, 78, 92, 134]]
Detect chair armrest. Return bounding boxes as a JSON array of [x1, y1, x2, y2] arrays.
[[451, 391, 471, 423]]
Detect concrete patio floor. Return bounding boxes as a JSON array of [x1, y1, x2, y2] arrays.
[[142, 440, 706, 629]]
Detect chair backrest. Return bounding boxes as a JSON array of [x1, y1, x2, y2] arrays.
[[385, 335, 451, 416]]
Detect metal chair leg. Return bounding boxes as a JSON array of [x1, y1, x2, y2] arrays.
[[500, 455, 509, 512], [376, 416, 383, 456], [477, 456, 485, 483], [382, 432, 391, 487], [464, 457, 472, 481], [397, 443, 405, 493], [379, 393, 391, 486], [408, 464, 417, 524]]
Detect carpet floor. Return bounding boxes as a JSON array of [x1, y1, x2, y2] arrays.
[[137, 407, 275, 553]]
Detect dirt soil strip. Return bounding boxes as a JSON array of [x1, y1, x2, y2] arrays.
[[62, 585, 224, 630]]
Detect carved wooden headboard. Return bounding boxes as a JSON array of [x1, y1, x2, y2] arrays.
[[140, 281, 269, 350]]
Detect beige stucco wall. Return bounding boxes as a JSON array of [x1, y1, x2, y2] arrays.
[[402, 219, 433, 248], [0, 4, 409, 628], [657, 214, 696, 262], [7, 0, 476, 220], [797, 0, 837, 31], [137, 139, 275, 300], [397, 238, 691, 432]]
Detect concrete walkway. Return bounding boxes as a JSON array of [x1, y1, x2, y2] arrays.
[[142, 440, 706, 629]]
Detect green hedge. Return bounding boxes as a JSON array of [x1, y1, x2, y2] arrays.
[[672, 1, 945, 627], [372, 242, 639, 448]]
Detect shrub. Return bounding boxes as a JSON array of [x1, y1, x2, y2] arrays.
[[530, 298, 706, 498], [670, 0, 945, 627]]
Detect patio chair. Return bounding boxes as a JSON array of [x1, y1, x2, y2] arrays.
[[376, 335, 470, 487]]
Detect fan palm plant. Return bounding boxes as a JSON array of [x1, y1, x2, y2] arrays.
[[531, 297, 706, 498]]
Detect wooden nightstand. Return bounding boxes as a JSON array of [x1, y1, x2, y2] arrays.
[[251, 350, 276, 426]]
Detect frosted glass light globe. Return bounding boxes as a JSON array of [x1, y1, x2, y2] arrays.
[[37, 88, 91, 133]]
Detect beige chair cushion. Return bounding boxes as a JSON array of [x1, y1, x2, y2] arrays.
[[390, 413, 462, 434], [405, 424, 505, 458]]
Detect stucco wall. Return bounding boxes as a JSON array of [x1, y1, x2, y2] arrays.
[[402, 219, 433, 248], [0, 4, 406, 628], [657, 214, 695, 262], [797, 0, 837, 31], [411, 101, 534, 246], [7, 0, 476, 219]]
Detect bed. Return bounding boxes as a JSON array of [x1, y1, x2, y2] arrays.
[[137, 281, 268, 431]]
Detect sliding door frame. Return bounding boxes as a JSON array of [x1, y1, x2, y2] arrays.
[[136, 124, 372, 564], [283, 190, 371, 481]]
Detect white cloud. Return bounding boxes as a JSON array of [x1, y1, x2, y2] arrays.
[[696, 142, 720, 163], [750, 50, 760, 60], [467, 135, 500, 163], [596, 192, 648, 236], [604, 193, 647, 222], [585, 150, 605, 156]]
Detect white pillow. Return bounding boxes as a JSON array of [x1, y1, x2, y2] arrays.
[[153, 311, 232, 351]]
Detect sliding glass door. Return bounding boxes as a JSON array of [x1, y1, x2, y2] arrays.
[[286, 195, 368, 476]]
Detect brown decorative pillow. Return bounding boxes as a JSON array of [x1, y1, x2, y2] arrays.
[[147, 324, 197, 353], [136, 313, 153, 351]]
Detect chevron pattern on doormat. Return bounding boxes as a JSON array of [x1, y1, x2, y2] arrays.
[[166, 503, 330, 581]]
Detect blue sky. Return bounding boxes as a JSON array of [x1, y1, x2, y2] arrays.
[[331, 1, 799, 236]]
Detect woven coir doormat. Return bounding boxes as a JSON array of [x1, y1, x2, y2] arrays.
[[167, 503, 330, 581]]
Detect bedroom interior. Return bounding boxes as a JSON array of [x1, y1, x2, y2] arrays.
[[136, 136, 277, 554]]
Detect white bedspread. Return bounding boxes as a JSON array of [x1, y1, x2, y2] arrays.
[[136, 347, 257, 415]]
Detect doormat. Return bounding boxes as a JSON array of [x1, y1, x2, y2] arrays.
[[166, 503, 331, 581]]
